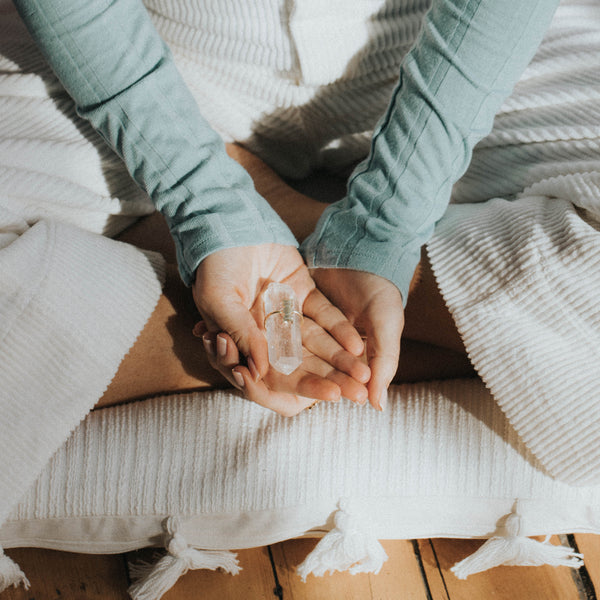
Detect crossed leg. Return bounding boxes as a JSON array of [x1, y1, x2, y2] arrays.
[[97, 145, 475, 409]]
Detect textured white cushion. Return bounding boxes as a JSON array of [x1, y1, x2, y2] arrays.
[[0, 379, 597, 596]]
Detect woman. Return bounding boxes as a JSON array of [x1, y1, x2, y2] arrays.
[[1, 0, 599, 533]]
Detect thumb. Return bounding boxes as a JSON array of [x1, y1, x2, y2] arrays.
[[203, 296, 270, 379], [364, 299, 403, 411]]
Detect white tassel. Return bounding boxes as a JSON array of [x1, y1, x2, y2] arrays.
[[451, 511, 584, 579], [128, 517, 241, 600], [0, 545, 30, 592], [297, 501, 388, 581]]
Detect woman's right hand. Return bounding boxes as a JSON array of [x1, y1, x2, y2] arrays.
[[311, 267, 405, 412], [192, 243, 371, 416]]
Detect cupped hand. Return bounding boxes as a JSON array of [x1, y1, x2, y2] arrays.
[[310, 268, 405, 411], [192, 244, 370, 415]]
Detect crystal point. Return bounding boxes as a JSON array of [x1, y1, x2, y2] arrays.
[[263, 283, 303, 375]]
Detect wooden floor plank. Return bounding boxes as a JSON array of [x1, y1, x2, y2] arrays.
[[125, 546, 277, 600], [4, 536, 597, 599], [424, 537, 583, 600], [416, 540, 450, 600], [572, 534, 600, 598], [370, 540, 431, 600], [2, 548, 130, 599], [270, 538, 430, 599], [270, 538, 373, 600]]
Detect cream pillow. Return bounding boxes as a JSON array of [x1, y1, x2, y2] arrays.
[[0, 379, 595, 599]]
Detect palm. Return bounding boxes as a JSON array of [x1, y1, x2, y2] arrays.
[[311, 268, 405, 411], [193, 245, 369, 415]]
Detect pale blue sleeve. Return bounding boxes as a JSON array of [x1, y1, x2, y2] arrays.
[[301, 0, 559, 305], [14, 0, 297, 285]]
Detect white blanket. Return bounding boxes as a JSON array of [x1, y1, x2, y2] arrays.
[[0, 5, 165, 527], [429, 0, 600, 485]]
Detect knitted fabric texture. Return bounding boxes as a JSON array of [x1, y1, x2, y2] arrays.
[[5, 381, 600, 547], [159, 0, 600, 483], [0, 1, 165, 530], [428, 0, 600, 485]]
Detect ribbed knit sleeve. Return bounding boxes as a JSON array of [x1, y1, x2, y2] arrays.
[[301, 0, 559, 305], [13, 0, 297, 286]]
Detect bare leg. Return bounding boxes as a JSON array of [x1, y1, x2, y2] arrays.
[[97, 216, 228, 408], [97, 145, 475, 408], [399, 253, 476, 382]]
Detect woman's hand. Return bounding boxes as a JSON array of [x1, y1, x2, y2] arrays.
[[192, 243, 370, 416], [310, 268, 405, 411]]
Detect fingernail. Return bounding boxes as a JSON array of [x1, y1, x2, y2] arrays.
[[358, 364, 371, 384], [232, 369, 245, 389], [378, 389, 388, 412], [192, 321, 206, 337], [359, 337, 369, 365], [217, 335, 227, 357], [202, 335, 214, 357], [247, 357, 260, 382]]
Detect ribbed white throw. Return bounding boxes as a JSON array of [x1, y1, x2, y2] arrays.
[[152, 0, 600, 487], [429, 0, 600, 485], [146, 0, 431, 177], [0, 0, 165, 540]]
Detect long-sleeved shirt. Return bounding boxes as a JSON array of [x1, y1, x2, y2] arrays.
[[301, 0, 559, 303], [14, 0, 559, 300], [13, 0, 298, 286]]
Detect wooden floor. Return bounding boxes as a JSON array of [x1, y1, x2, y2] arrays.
[[3, 534, 599, 599]]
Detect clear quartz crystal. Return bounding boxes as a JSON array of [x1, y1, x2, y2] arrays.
[[263, 282, 303, 375]]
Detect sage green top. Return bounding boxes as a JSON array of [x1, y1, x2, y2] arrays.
[[15, 0, 558, 303]]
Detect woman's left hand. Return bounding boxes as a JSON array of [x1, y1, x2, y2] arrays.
[[193, 243, 370, 416], [311, 267, 405, 412]]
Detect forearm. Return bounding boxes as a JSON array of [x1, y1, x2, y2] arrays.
[[302, 0, 560, 303], [14, 0, 296, 284], [225, 144, 328, 243]]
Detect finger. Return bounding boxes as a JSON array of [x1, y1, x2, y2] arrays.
[[192, 321, 207, 338], [297, 353, 368, 405], [203, 296, 269, 379], [367, 350, 400, 411], [302, 288, 365, 356], [213, 331, 264, 386], [202, 331, 218, 369], [325, 369, 369, 405], [301, 318, 371, 384], [265, 363, 343, 404], [367, 356, 395, 411], [203, 331, 243, 389], [364, 308, 403, 412], [215, 332, 241, 370], [232, 366, 340, 417], [293, 371, 342, 404]]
